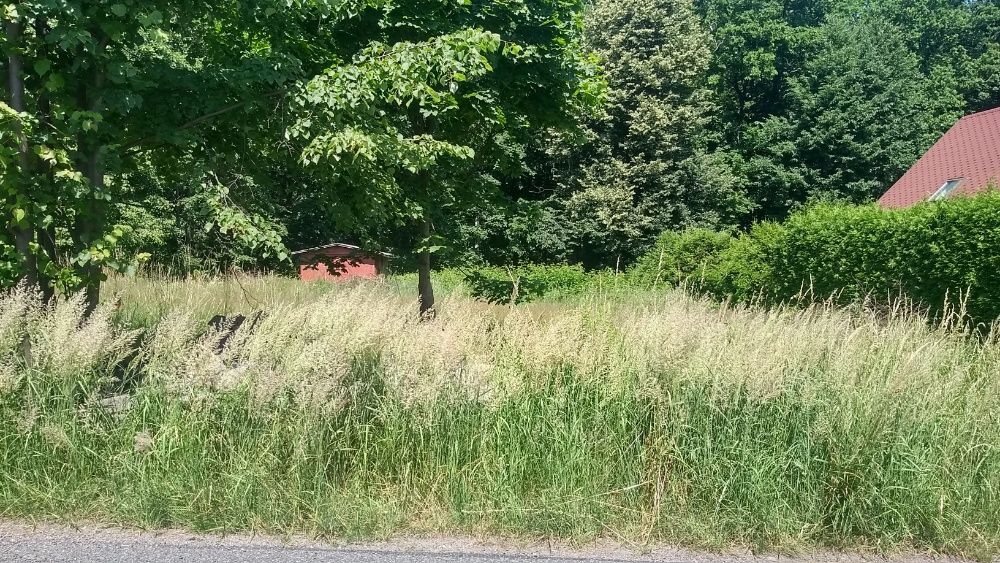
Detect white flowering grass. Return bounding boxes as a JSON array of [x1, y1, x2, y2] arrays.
[[0, 278, 997, 557]]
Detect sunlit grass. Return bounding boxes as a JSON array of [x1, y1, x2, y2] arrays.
[[1, 276, 998, 557]]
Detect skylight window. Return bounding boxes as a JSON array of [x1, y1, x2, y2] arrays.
[[928, 178, 963, 201]]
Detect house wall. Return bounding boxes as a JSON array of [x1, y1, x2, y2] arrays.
[[296, 247, 382, 281]]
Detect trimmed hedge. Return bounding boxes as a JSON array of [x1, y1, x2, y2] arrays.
[[774, 195, 1000, 323], [633, 191, 1000, 325], [704, 221, 785, 303]]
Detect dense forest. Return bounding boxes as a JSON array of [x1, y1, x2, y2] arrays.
[[2, 0, 999, 304]]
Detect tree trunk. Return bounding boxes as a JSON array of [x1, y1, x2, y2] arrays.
[[34, 17, 55, 303], [38, 225, 56, 303], [417, 217, 435, 319], [4, 17, 39, 294], [75, 36, 107, 316], [76, 145, 104, 315]]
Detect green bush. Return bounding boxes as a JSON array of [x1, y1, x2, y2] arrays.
[[464, 264, 591, 304], [628, 228, 734, 289], [771, 194, 1000, 323], [634, 192, 1000, 325], [704, 221, 786, 302]]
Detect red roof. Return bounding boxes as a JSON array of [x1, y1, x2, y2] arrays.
[[879, 106, 1000, 208], [291, 242, 392, 258]]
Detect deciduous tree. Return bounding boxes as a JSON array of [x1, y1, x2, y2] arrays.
[[292, 0, 599, 316]]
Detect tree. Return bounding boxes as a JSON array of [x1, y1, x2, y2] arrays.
[[872, 0, 1000, 113], [544, 0, 748, 268], [291, 0, 600, 316], [786, 12, 963, 203], [695, 0, 981, 219], [0, 1, 367, 307], [690, 0, 830, 221], [695, 0, 830, 139]]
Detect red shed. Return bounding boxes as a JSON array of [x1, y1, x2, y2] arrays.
[[879, 106, 1000, 208], [292, 243, 390, 282]]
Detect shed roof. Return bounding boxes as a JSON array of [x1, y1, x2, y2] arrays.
[[291, 242, 392, 258], [878, 106, 1000, 208]]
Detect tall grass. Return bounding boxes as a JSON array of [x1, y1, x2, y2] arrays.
[[1, 279, 998, 557], [103, 273, 344, 327]]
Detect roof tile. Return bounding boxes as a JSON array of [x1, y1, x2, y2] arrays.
[[879, 106, 1000, 208]]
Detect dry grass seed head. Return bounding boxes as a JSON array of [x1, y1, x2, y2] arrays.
[[27, 296, 136, 393]]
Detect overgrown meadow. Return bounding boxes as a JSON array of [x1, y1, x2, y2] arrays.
[[1, 276, 999, 558]]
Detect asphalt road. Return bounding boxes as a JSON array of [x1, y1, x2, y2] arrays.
[[0, 523, 976, 563], [2, 537, 649, 563], [2, 526, 668, 563]]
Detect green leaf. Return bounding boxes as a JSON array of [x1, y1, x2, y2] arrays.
[[139, 10, 163, 26], [44, 73, 65, 92], [33, 59, 51, 77], [13, 208, 25, 223], [110, 3, 128, 17]]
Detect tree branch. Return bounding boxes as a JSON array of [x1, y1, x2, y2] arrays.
[[123, 89, 285, 153]]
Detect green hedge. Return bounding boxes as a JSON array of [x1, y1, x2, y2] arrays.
[[634, 192, 1000, 325], [463, 264, 592, 304], [774, 195, 1000, 323], [704, 221, 786, 303], [629, 228, 734, 289]]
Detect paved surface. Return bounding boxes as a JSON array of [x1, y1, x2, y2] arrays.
[[0, 523, 977, 563]]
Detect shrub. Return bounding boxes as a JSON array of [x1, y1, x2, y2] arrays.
[[703, 221, 787, 302], [633, 191, 1000, 325], [628, 228, 734, 289], [463, 264, 591, 304], [771, 194, 1000, 323]]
